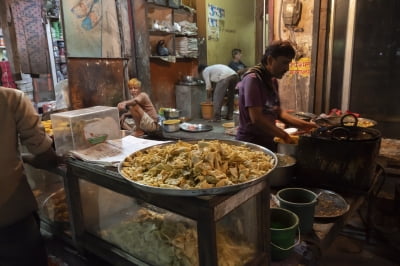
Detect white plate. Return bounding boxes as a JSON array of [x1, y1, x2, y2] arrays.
[[284, 128, 298, 134]]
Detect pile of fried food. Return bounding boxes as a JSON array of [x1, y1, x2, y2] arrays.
[[120, 140, 275, 189], [42, 188, 69, 222], [41, 120, 53, 136], [344, 118, 375, 128], [101, 208, 255, 266], [273, 135, 299, 145]]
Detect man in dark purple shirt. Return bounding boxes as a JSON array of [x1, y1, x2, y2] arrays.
[[236, 40, 316, 151]]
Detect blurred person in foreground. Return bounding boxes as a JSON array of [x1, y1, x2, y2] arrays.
[[117, 78, 160, 137], [0, 86, 58, 265], [198, 64, 239, 121], [236, 40, 317, 151]]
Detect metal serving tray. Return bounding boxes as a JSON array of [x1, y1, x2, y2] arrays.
[[179, 123, 213, 132], [118, 140, 277, 196], [312, 189, 350, 218]]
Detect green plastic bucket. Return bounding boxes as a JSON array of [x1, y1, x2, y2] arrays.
[[277, 187, 318, 234], [270, 207, 300, 261]]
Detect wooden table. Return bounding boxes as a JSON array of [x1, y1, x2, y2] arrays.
[[378, 138, 400, 176]]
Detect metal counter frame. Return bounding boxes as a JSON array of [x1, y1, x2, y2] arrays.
[[64, 158, 272, 266]]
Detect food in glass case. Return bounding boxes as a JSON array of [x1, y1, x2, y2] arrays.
[[42, 188, 69, 223], [101, 208, 255, 266], [41, 120, 53, 136], [120, 140, 275, 189]]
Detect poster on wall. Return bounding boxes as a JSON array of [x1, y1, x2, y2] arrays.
[[62, 0, 121, 58], [288, 57, 311, 77], [207, 4, 225, 41]]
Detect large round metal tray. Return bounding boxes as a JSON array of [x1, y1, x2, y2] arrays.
[[312, 189, 350, 218], [118, 139, 277, 196], [179, 122, 213, 132]]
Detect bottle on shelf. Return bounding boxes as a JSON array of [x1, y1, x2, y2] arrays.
[[1, 50, 7, 61]]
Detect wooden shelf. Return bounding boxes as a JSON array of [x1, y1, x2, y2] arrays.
[[147, 4, 198, 62], [175, 33, 197, 37], [150, 55, 177, 63], [148, 30, 174, 36]]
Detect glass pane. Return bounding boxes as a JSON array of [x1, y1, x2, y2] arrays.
[[216, 197, 259, 265], [79, 180, 199, 265]]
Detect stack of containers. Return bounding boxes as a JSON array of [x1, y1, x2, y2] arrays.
[[15, 73, 34, 101]]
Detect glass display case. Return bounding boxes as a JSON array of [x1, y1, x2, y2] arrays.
[[65, 159, 271, 265], [51, 106, 120, 155], [24, 163, 70, 235]]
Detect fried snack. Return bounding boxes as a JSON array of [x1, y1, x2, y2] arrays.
[[101, 208, 255, 266], [43, 188, 69, 222], [41, 120, 53, 136], [274, 135, 299, 145], [164, 119, 181, 125], [121, 140, 275, 189], [344, 118, 375, 128]]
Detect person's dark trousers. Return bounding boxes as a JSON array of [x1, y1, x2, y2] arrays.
[[213, 74, 239, 121], [0, 212, 48, 266]]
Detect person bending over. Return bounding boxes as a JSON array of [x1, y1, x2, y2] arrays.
[[198, 64, 239, 121]]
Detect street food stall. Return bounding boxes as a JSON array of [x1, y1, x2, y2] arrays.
[[63, 138, 277, 265], [23, 105, 395, 265]]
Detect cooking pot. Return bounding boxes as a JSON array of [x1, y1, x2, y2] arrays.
[[312, 114, 381, 142], [164, 108, 181, 119], [182, 75, 194, 82], [296, 114, 382, 192], [269, 154, 296, 187]]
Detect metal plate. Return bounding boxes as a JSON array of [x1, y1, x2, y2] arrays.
[[118, 140, 277, 196], [294, 111, 317, 120], [314, 115, 377, 128], [179, 123, 213, 132], [312, 189, 350, 218], [353, 118, 377, 128]]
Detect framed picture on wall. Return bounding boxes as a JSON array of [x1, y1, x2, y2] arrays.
[[62, 0, 122, 58]]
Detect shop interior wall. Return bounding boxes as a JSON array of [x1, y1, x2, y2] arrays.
[[60, 0, 131, 109], [273, 0, 315, 113], [149, 60, 198, 110], [68, 58, 125, 109], [205, 0, 256, 66]]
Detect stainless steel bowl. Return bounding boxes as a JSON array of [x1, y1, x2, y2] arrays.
[[182, 75, 194, 82], [164, 108, 181, 119], [269, 154, 296, 187], [163, 119, 180, 132]]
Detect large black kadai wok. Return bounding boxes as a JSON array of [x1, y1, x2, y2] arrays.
[[295, 114, 382, 193]]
